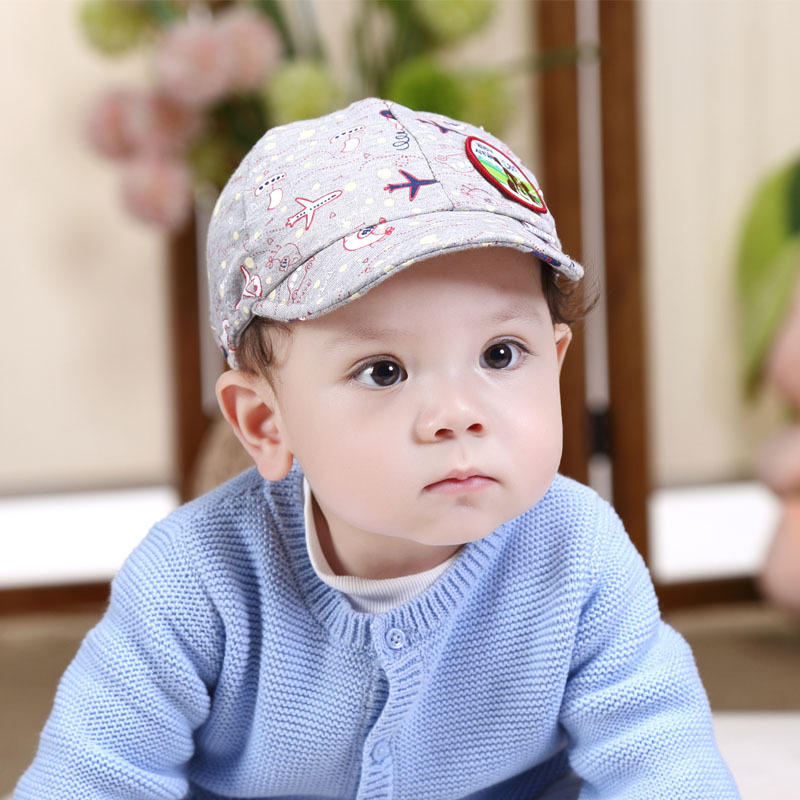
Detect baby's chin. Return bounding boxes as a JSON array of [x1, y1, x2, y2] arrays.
[[402, 510, 530, 548]]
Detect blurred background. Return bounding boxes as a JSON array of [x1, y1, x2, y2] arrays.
[[1, 0, 800, 795]]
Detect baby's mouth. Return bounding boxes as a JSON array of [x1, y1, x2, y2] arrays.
[[423, 471, 497, 494]]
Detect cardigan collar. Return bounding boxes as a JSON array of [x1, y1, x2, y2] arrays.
[[266, 464, 511, 652]]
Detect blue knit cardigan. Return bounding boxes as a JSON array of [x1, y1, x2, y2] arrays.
[[16, 466, 739, 799]]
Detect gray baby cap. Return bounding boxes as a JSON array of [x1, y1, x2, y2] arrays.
[[207, 97, 583, 367]]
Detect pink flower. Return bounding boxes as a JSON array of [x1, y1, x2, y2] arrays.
[[128, 91, 203, 156], [155, 18, 232, 107], [121, 156, 193, 230], [86, 89, 202, 160], [85, 88, 140, 159], [217, 7, 281, 91]]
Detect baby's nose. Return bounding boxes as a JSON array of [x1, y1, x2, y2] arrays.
[[414, 385, 487, 442], [430, 420, 484, 440]]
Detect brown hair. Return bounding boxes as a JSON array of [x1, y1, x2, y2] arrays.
[[235, 317, 293, 382], [235, 261, 597, 379], [540, 262, 599, 327]]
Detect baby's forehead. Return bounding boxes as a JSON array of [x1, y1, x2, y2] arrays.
[[295, 249, 550, 334]]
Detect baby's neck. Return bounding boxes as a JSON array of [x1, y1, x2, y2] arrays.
[[311, 498, 461, 579]]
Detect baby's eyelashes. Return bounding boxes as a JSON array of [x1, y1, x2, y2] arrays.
[[350, 338, 533, 388], [480, 340, 530, 370], [352, 358, 408, 388]]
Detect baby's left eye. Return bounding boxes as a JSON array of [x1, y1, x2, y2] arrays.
[[480, 341, 524, 370], [353, 358, 407, 388]]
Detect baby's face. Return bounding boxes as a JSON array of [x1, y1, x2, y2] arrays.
[[269, 247, 570, 553]]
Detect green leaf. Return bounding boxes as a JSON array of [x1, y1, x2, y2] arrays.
[[459, 70, 512, 133], [740, 237, 800, 395], [253, 0, 297, 59], [78, 0, 151, 55], [738, 159, 800, 394], [140, 0, 183, 26], [738, 161, 799, 300], [264, 60, 342, 125], [384, 57, 466, 118], [409, 0, 495, 46], [788, 160, 800, 236]]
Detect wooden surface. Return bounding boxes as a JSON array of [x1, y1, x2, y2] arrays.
[[0, 582, 109, 616], [536, 0, 589, 486], [657, 576, 761, 612], [167, 216, 213, 502], [597, 0, 651, 563]]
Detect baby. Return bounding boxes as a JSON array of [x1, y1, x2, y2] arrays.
[[16, 98, 739, 799]]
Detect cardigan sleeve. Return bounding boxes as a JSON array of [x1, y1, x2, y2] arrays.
[[15, 520, 223, 800], [559, 502, 741, 800]]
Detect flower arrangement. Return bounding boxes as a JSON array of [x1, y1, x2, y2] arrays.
[[80, 0, 511, 230]]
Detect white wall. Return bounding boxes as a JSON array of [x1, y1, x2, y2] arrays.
[[639, 0, 800, 487], [0, 0, 171, 493]]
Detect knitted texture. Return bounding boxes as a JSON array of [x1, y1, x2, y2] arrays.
[[16, 466, 740, 799]]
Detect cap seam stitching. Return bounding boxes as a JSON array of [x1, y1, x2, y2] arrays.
[[394, 103, 457, 213]]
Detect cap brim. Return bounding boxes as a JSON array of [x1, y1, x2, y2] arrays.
[[249, 208, 583, 323]]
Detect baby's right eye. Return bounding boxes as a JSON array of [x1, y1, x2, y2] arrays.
[[353, 359, 407, 388]]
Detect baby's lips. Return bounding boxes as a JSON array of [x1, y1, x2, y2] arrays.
[[423, 470, 497, 492]]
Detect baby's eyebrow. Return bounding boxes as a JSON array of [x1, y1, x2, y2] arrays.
[[481, 304, 547, 326], [326, 304, 546, 349], [326, 325, 408, 348]]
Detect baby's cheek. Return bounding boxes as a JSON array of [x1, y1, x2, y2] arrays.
[[517, 424, 562, 491]]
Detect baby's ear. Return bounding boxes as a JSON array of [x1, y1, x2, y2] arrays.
[[554, 324, 572, 371], [215, 370, 294, 481]]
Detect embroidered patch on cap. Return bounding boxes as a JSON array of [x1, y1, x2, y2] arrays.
[[465, 136, 547, 213]]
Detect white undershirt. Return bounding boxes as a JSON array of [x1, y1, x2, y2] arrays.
[[303, 479, 459, 613]]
